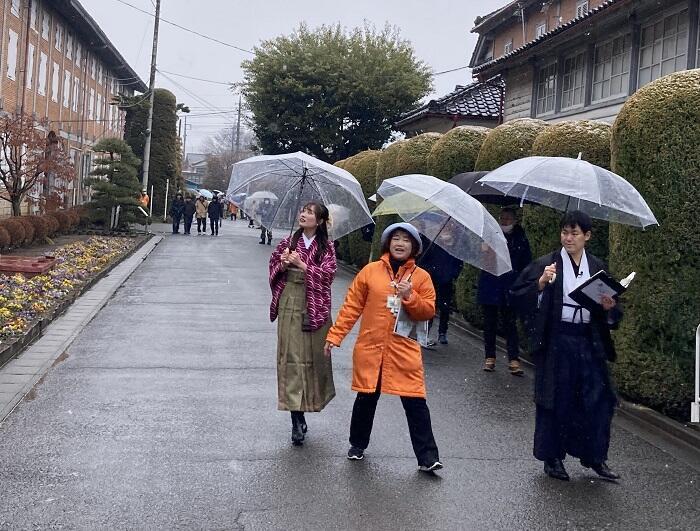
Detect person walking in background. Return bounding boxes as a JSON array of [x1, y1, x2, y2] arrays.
[[218, 196, 225, 228], [511, 210, 620, 482], [478, 207, 532, 375], [139, 189, 150, 210], [325, 223, 443, 473], [419, 228, 463, 346], [229, 201, 239, 221], [269, 202, 336, 446], [259, 198, 273, 245], [170, 193, 185, 235], [183, 196, 196, 235], [208, 195, 221, 236], [195, 196, 208, 235]]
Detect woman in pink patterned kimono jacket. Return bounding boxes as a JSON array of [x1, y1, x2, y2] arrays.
[[269, 202, 337, 446]]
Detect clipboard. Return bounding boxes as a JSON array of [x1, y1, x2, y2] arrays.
[[568, 270, 626, 311], [393, 303, 430, 347]]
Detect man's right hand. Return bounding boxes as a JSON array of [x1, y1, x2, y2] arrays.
[[538, 263, 557, 291]]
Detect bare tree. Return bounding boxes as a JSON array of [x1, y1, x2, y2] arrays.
[[0, 114, 75, 216], [200, 127, 258, 191]]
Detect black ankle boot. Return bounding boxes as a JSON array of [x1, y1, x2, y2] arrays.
[[544, 458, 570, 481], [291, 412, 305, 446], [299, 412, 307, 434]]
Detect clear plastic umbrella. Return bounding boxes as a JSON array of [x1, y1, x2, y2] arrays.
[[197, 189, 214, 199], [227, 152, 373, 240], [373, 174, 512, 276], [477, 156, 658, 228]]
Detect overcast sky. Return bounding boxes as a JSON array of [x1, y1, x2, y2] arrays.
[[81, 0, 506, 152]]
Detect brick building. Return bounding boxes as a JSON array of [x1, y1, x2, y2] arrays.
[[0, 0, 146, 217], [469, 0, 699, 122]]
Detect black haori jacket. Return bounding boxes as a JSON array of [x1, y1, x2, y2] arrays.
[[510, 250, 622, 409]]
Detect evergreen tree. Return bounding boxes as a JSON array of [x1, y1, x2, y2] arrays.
[[85, 138, 142, 229]]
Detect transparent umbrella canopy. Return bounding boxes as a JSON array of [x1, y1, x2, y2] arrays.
[[227, 152, 373, 240], [373, 174, 512, 276], [477, 156, 659, 228]]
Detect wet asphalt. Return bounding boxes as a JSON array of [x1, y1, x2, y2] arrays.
[[0, 220, 698, 530]]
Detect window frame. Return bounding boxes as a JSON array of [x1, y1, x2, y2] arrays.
[[7, 30, 19, 81], [592, 33, 632, 103], [536, 22, 547, 39], [535, 61, 557, 116], [561, 50, 587, 111], [576, 1, 589, 19], [637, 8, 689, 88], [51, 62, 60, 102], [11, 0, 21, 18], [504, 39, 513, 54], [27, 43, 36, 89], [38, 52, 48, 96]]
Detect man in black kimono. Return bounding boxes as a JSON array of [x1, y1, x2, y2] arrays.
[[511, 210, 621, 482]]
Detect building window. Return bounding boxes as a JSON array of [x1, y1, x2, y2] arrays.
[[66, 33, 73, 60], [638, 10, 688, 87], [97, 94, 103, 121], [75, 43, 82, 65], [7, 31, 18, 81], [63, 71, 71, 108], [504, 39, 513, 54], [38, 53, 48, 96], [42, 10, 50, 40], [576, 1, 589, 18], [562, 52, 586, 109], [536, 23, 547, 39], [91, 57, 96, 79], [55, 22, 63, 52], [27, 44, 36, 89], [11, 0, 21, 18], [88, 88, 95, 119], [30, 1, 38, 30], [51, 62, 60, 102], [72, 78, 80, 112], [536, 63, 557, 115], [592, 34, 631, 102]]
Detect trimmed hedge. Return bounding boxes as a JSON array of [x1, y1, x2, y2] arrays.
[[523, 120, 612, 260], [16, 217, 35, 245], [26, 216, 49, 242], [474, 118, 548, 171], [344, 150, 380, 267], [0, 209, 86, 250], [395, 133, 442, 176], [53, 211, 71, 233], [0, 225, 10, 249], [608, 69, 700, 421], [43, 214, 60, 237], [427, 126, 490, 180], [371, 140, 407, 259], [0, 218, 26, 247]]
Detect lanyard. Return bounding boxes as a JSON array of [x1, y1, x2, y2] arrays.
[[385, 263, 416, 293]]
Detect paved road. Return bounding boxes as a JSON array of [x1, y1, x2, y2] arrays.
[[1, 220, 698, 530]]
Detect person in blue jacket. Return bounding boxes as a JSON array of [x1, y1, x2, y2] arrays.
[[477, 207, 532, 375]]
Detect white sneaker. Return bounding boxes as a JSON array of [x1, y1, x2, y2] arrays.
[[418, 461, 443, 472]]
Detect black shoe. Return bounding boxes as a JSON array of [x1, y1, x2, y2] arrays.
[[544, 459, 570, 481], [259, 240, 265, 244], [291, 419, 304, 446], [300, 413, 307, 434], [438, 333, 448, 345], [347, 446, 364, 460], [582, 461, 620, 481], [418, 461, 443, 473], [267, 240, 271, 245]]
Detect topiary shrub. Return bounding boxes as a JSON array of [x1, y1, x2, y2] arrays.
[[0, 218, 26, 247], [26, 216, 49, 242], [15, 217, 35, 245], [395, 133, 442, 176], [524, 120, 613, 261], [608, 69, 700, 420], [53, 210, 71, 233], [474, 118, 548, 171], [0, 225, 10, 249], [427, 126, 490, 180], [43, 214, 60, 237], [344, 150, 380, 267], [372, 140, 407, 259]]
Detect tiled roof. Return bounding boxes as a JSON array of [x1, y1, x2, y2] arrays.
[[396, 80, 503, 127], [473, 0, 627, 74]]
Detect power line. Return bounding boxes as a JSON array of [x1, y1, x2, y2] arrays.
[[112, 0, 254, 55], [433, 65, 470, 76], [158, 70, 231, 115], [157, 69, 232, 86]]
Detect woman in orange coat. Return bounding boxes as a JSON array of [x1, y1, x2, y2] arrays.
[[325, 222, 442, 472]]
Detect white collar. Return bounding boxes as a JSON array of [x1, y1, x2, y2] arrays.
[[302, 233, 316, 248], [561, 247, 590, 323]]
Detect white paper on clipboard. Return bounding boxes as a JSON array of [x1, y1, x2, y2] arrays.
[[578, 279, 618, 302], [393, 302, 429, 346]]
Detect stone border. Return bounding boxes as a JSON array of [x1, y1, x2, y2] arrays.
[[0, 234, 154, 367]]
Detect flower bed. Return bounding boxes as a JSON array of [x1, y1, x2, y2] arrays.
[[0, 236, 136, 344]]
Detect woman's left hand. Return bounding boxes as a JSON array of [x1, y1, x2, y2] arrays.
[[600, 294, 617, 311], [289, 251, 306, 270], [396, 280, 412, 300]]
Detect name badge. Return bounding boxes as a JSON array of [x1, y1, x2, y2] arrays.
[[386, 295, 400, 315]]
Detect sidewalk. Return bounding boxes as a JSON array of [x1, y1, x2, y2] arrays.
[[0, 219, 698, 530]]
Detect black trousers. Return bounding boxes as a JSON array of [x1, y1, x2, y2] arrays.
[[534, 325, 616, 464], [210, 218, 219, 235], [260, 226, 272, 243], [349, 384, 439, 466], [429, 281, 454, 334], [482, 304, 519, 360], [171, 216, 181, 233], [184, 215, 193, 234], [197, 217, 206, 232]]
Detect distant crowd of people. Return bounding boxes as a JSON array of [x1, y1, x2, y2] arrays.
[[168, 193, 243, 236]]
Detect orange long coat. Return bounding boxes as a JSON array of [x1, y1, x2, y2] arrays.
[[326, 254, 436, 398]]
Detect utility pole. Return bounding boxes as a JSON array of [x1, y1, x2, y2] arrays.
[[182, 114, 188, 158], [235, 94, 242, 153], [141, 0, 162, 189]]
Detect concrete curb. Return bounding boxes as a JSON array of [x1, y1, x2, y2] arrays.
[[0, 235, 163, 424], [337, 259, 700, 453]]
